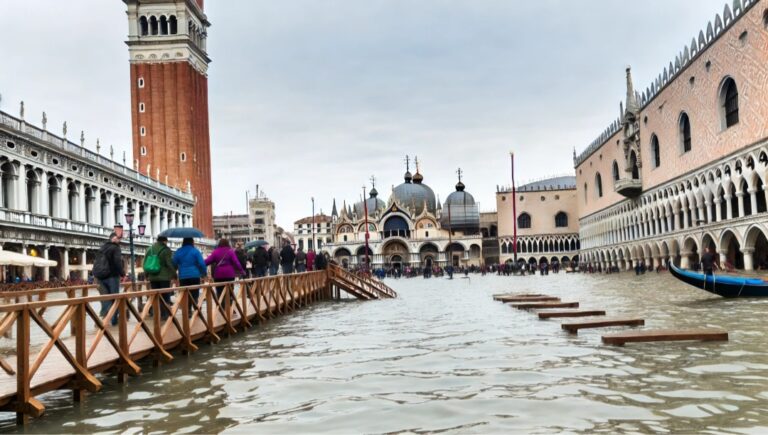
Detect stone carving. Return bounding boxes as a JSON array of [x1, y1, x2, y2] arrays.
[[62, 121, 67, 137], [19, 101, 24, 119], [110, 145, 114, 159], [80, 131, 85, 147], [42, 112, 47, 130], [96, 138, 101, 154]]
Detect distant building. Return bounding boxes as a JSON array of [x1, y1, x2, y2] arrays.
[[212, 214, 251, 246], [293, 214, 333, 252], [248, 187, 277, 246], [496, 176, 580, 268], [480, 211, 499, 264]]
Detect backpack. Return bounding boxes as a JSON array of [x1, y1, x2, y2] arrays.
[[93, 247, 112, 280], [144, 245, 166, 274]]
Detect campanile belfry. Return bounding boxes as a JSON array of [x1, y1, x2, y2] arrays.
[[124, 0, 213, 236]]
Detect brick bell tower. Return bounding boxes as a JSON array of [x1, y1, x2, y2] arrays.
[[124, 0, 213, 236]]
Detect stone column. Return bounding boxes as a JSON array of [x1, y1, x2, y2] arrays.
[[93, 188, 102, 228], [78, 185, 87, 222], [683, 209, 690, 229], [697, 206, 705, 225], [653, 256, 661, 269], [737, 192, 745, 218], [742, 248, 755, 271], [724, 194, 733, 220], [674, 212, 681, 232], [62, 248, 70, 280], [16, 173, 27, 212], [81, 250, 87, 280], [705, 200, 713, 224], [714, 199, 722, 222], [43, 246, 50, 281], [749, 189, 757, 215], [36, 180, 47, 216], [680, 251, 690, 269]]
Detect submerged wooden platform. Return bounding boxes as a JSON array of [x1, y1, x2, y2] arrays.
[[512, 302, 579, 310], [602, 328, 728, 346], [537, 310, 606, 319], [561, 317, 644, 333], [500, 296, 561, 303], [492, 293, 545, 300]]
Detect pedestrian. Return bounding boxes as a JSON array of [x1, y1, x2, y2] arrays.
[[295, 247, 307, 273], [145, 235, 177, 320], [251, 245, 269, 277], [701, 247, 720, 276], [314, 250, 328, 270], [269, 246, 281, 276], [280, 241, 296, 274], [205, 238, 246, 300], [92, 232, 125, 326], [234, 242, 248, 277], [306, 249, 316, 272], [173, 237, 207, 315]]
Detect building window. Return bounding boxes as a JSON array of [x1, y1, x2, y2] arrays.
[[138, 77, 145, 88], [584, 183, 588, 204], [139, 102, 145, 113], [180, 152, 187, 162], [651, 134, 661, 168], [139, 16, 148, 36], [140, 126, 146, 136], [679, 113, 691, 153], [612, 160, 620, 182], [595, 173, 603, 198], [343, 235, 347, 242], [169, 15, 178, 34], [721, 78, 739, 128], [518, 213, 531, 229], [425, 231, 429, 238], [140, 146, 147, 156], [555, 212, 568, 228]]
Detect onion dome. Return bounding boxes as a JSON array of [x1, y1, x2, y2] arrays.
[[354, 186, 386, 216], [392, 172, 437, 215], [412, 171, 424, 184], [441, 175, 479, 230]]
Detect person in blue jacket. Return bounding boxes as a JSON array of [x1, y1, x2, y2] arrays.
[[173, 237, 207, 315]]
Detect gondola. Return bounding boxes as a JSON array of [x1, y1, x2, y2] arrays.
[[669, 262, 768, 297]]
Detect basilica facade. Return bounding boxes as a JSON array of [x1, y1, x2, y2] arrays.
[[576, 0, 768, 272], [326, 165, 484, 270]]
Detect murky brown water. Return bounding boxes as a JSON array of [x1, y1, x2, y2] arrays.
[[3, 272, 768, 433]]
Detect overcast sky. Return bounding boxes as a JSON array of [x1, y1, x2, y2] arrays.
[[0, 0, 728, 228]]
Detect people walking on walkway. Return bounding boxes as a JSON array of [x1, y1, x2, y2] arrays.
[[145, 235, 177, 320], [306, 249, 316, 272], [250, 245, 269, 277], [92, 232, 125, 326], [173, 237, 207, 315], [295, 247, 307, 273], [235, 242, 248, 278], [314, 250, 328, 270], [269, 246, 280, 276], [205, 238, 246, 299], [280, 241, 296, 274]]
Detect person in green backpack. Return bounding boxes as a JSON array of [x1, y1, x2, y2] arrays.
[[145, 236, 177, 320]]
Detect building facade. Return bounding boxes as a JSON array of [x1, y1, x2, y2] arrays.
[[293, 214, 333, 252], [0, 108, 194, 281], [213, 213, 251, 246], [248, 189, 278, 246], [326, 164, 484, 270], [496, 176, 580, 268], [124, 0, 213, 236], [575, 0, 768, 271]]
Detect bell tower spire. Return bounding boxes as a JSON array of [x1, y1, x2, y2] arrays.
[[124, 0, 213, 236]]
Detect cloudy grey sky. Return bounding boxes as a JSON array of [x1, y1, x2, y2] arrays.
[[0, 0, 728, 228]]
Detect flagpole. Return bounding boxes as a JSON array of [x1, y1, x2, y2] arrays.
[[511, 152, 518, 263], [363, 185, 370, 275]]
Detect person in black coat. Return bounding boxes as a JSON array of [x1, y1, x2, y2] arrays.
[[251, 246, 269, 277], [280, 242, 296, 274]]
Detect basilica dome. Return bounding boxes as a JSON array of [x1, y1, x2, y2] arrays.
[[441, 180, 480, 230], [354, 187, 386, 216], [391, 171, 437, 215]]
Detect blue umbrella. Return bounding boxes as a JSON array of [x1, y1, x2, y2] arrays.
[[158, 227, 205, 238], [245, 240, 270, 250]]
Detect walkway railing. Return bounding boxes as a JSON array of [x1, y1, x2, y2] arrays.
[[0, 268, 395, 425]]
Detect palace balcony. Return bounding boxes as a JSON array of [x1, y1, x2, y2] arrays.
[[614, 178, 643, 198]]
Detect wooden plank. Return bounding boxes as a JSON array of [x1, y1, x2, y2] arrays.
[[561, 317, 644, 333], [538, 310, 606, 319], [512, 302, 579, 310], [498, 296, 561, 303], [602, 328, 728, 346], [493, 293, 545, 299]]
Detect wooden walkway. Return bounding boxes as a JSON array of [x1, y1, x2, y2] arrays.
[[538, 310, 606, 319], [602, 328, 728, 346], [562, 317, 644, 333], [0, 267, 396, 425], [512, 302, 579, 310]]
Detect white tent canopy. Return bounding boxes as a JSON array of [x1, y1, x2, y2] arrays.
[[0, 250, 57, 267]]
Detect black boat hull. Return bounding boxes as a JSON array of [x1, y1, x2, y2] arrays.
[[669, 263, 768, 298]]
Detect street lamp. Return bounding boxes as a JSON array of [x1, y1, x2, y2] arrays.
[[116, 212, 146, 287], [311, 197, 316, 252]]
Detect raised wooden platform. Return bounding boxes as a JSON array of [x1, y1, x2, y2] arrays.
[[602, 328, 728, 346], [500, 296, 561, 303], [492, 293, 545, 300], [512, 302, 579, 310], [561, 317, 644, 333], [537, 310, 606, 319]]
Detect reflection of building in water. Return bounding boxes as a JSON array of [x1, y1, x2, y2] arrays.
[[576, 1, 768, 272], [326, 161, 485, 269], [496, 176, 580, 269]]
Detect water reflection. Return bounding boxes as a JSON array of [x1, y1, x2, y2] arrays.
[[5, 272, 768, 433]]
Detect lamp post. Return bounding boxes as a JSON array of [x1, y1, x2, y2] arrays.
[[311, 197, 316, 252], [363, 185, 370, 274], [115, 212, 146, 288]]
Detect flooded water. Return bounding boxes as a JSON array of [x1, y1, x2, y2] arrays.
[[5, 272, 768, 433]]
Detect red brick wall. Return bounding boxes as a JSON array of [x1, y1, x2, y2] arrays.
[[129, 62, 213, 236]]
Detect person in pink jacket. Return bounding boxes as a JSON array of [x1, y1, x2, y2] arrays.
[[205, 238, 246, 299], [306, 249, 316, 272]]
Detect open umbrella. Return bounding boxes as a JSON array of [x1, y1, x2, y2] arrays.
[[158, 227, 205, 239], [0, 251, 57, 267], [245, 240, 270, 250]]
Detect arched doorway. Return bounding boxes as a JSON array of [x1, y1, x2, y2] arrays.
[[746, 227, 768, 270], [420, 243, 438, 267], [383, 240, 409, 270], [447, 242, 465, 267], [721, 230, 743, 270]]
